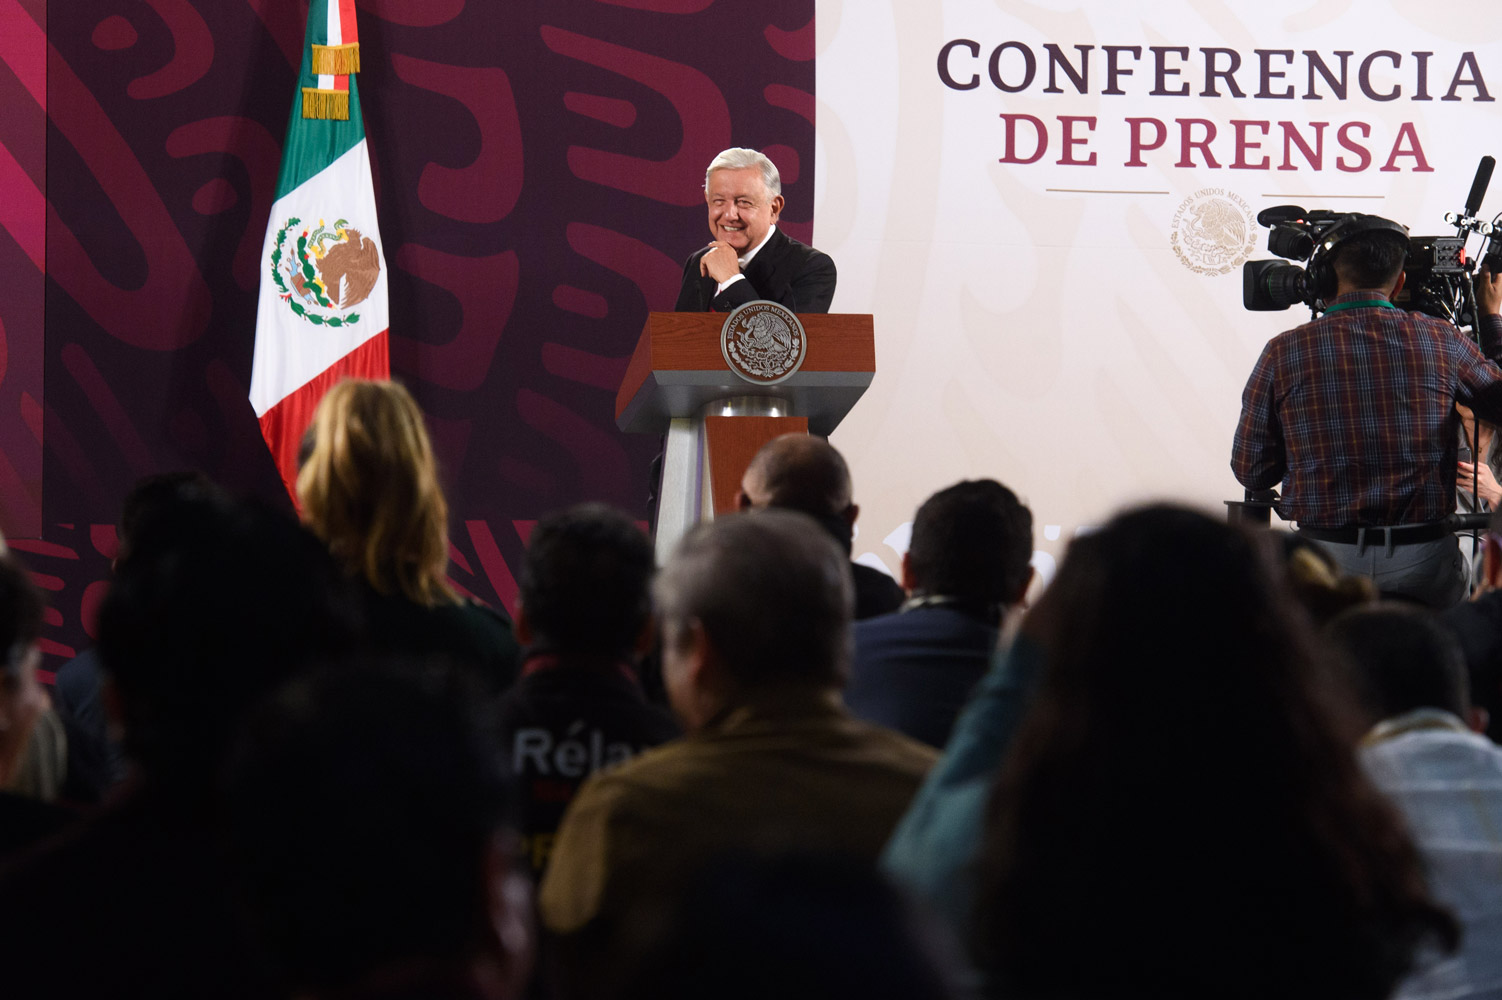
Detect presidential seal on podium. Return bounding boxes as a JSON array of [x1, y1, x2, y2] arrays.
[[720, 300, 807, 386]]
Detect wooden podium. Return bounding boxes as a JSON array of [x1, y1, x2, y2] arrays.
[[616, 310, 875, 562]]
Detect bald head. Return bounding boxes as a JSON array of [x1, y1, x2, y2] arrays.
[[737, 434, 854, 520]]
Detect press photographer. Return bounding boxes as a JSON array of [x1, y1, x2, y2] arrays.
[[1231, 170, 1502, 607]]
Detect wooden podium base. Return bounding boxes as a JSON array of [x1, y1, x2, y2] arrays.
[[652, 402, 807, 564]]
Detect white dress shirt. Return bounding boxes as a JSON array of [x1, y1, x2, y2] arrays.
[[714, 225, 777, 297]]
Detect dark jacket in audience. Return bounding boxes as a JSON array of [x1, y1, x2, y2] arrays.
[[52, 647, 128, 801], [847, 479, 1032, 747], [852, 562, 906, 620], [358, 583, 521, 695], [847, 604, 997, 748], [222, 664, 530, 1000], [0, 486, 360, 999], [0, 792, 74, 864], [0, 788, 277, 999], [496, 650, 678, 879]]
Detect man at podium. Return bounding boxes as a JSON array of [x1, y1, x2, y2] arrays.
[[674, 147, 837, 314]]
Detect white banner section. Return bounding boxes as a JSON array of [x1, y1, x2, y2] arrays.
[[815, 0, 1502, 586]]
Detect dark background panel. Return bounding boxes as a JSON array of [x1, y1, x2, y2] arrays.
[[22, 0, 816, 666]]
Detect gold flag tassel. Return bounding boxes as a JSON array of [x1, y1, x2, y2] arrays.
[[302, 87, 350, 121], [310, 43, 361, 75]]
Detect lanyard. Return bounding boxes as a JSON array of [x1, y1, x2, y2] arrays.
[[1323, 299, 1397, 315]]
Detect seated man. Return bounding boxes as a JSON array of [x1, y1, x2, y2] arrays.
[[538, 511, 936, 981], [495, 503, 679, 879], [50, 471, 219, 803], [674, 147, 836, 313], [846, 480, 1034, 748], [223, 664, 533, 1000], [1327, 603, 1502, 1000], [0, 487, 361, 1000], [737, 433, 905, 619]]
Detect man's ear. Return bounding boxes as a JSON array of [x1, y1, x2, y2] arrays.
[[513, 605, 533, 645], [1390, 268, 1407, 300], [680, 619, 716, 689], [1468, 706, 1491, 735], [843, 503, 859, 528], [665, 618, 726, 732], [900, 551, 917, 593]]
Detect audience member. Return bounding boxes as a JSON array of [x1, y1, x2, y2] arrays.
[[223, 663, 532, 1000], [1441, 506, 1502, 741], [846, 480, 1032, 748], [1273, 531, 1379, 626], [11, 446, 1470, 1000], [606, 852, 960, 1000], [1328, 603, 1502, 1000], [496, 503, 678, 879], [539, 510, 936, 993], [0, 551, 74, 860], [963, 505, 1455, 1000], [0, 486, 361, 999], [736, 433, 906, 618], [50, 471, 220, 803], [298, 378, 520, 692]]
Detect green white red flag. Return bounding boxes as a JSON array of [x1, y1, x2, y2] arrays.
[[251, 0, 388, 497]]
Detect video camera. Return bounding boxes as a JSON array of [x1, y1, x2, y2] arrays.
[[1242, 157, 1502, 326]]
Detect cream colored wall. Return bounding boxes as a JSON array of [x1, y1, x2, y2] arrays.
[[815, 0, 1502, 588]]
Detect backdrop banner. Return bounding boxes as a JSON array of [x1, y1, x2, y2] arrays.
[[816, 1, 1502, 585], [8, 1, 815, 666]]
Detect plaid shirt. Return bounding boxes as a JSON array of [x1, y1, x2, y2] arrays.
[[1232, 293, 1502, 528]]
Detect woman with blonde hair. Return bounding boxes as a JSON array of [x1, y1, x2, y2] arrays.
[[297, 379, 519, 689]]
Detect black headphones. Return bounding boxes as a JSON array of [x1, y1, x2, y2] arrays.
[[1307, 213, 1409, 301]]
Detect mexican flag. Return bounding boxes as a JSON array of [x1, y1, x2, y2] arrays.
[[251, 0, 388, 498]]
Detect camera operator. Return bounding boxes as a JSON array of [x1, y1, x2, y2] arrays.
[[1232, 221, 1502, 608]]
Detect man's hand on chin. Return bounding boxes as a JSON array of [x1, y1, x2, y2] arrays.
[[699, 240, 741, 283]]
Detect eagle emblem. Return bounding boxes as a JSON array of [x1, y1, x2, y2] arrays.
[[268, 216, 380, 327], [720, 301, 807, 385]]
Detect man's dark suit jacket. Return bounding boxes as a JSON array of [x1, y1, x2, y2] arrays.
[[494, 653, 679, 880], [844, 605, 999, 749], [674, 227, 837, 313], [852, 562, 905, 621]]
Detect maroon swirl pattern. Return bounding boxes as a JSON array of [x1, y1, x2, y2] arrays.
[[1, 0, 815, 661]]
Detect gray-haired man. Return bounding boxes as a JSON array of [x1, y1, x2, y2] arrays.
[[674, 146, 837, 313]]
